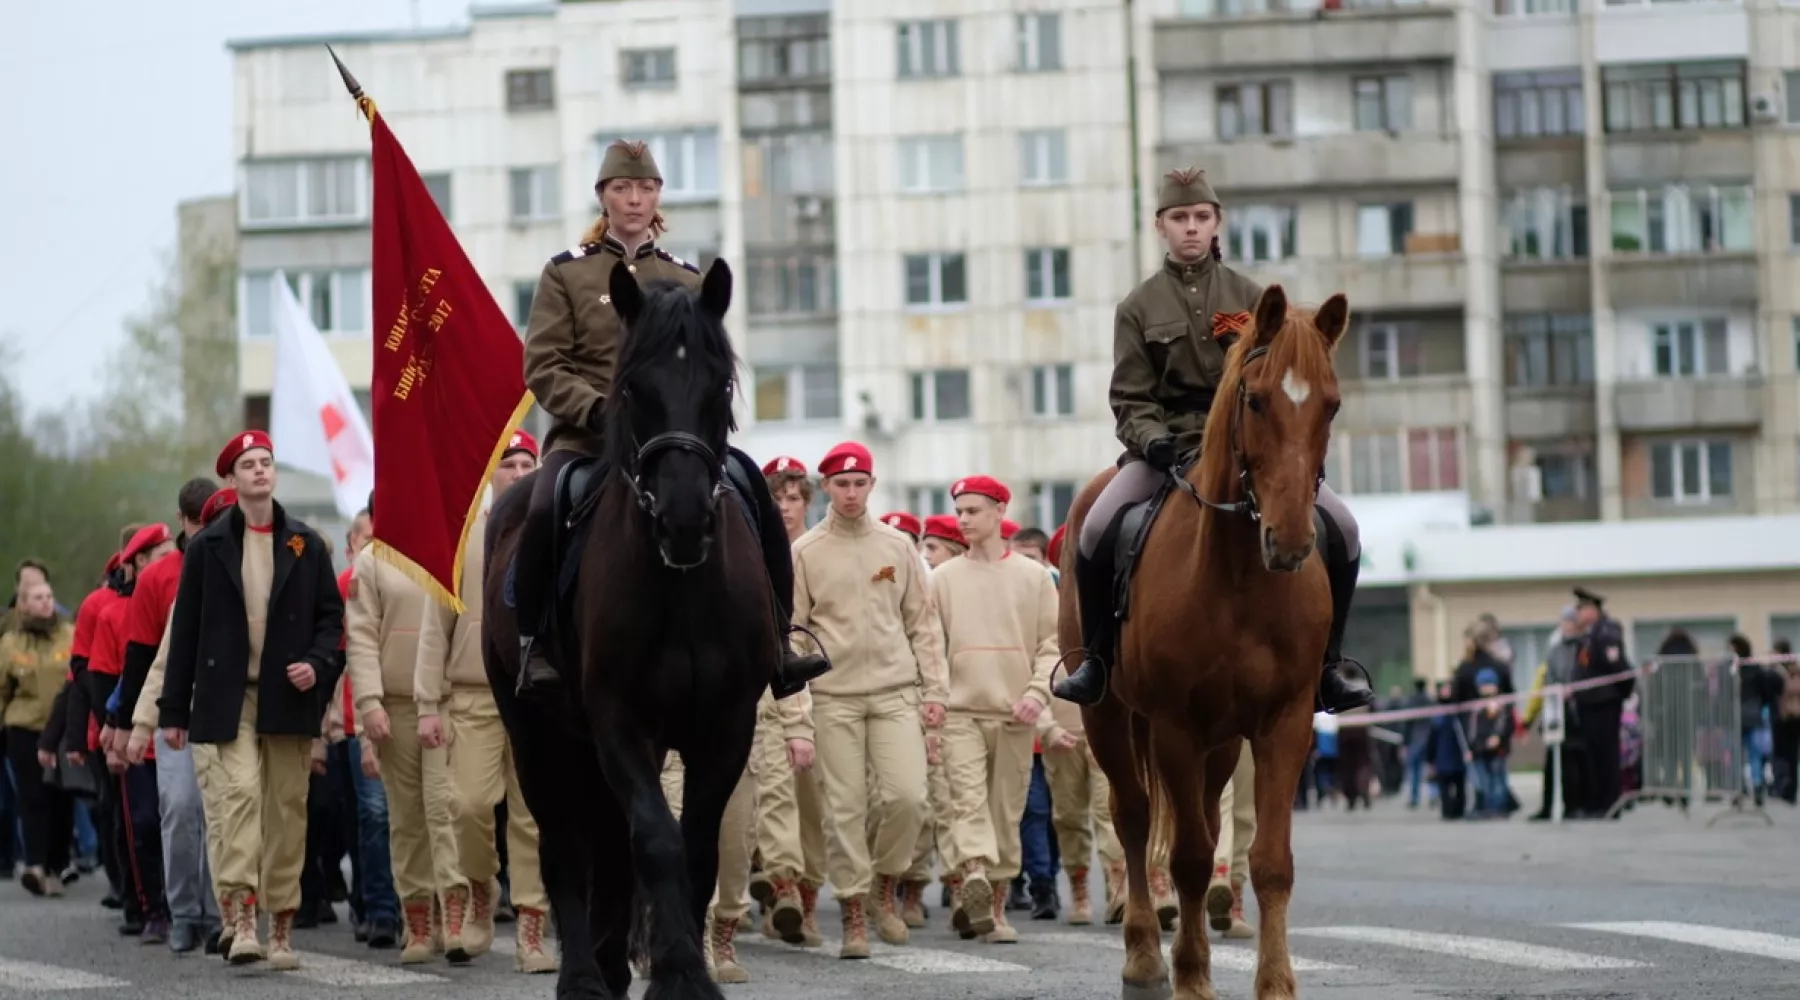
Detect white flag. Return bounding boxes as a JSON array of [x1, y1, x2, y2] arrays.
[[269, 271, 376, 520]]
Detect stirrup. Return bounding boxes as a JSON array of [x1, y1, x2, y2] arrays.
[[515, 636, 560, 696], [1052, 653, 1108, 706], [1316, 656, 1374, 714]]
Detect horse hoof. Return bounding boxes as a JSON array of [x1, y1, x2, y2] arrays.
[[1122, 977, 1174, 1000]]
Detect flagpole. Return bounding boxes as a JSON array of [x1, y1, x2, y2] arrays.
[[326, 45, 378, 124]]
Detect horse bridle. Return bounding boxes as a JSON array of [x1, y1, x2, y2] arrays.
[[621, 426, 727, 520], [1176, 343, 1325, 522]]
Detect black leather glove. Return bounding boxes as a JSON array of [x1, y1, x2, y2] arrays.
[[585, 404, 607, 437], [1144, 435, 1179, 471]]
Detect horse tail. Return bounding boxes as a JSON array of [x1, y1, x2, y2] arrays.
[[1127, 708, 1175, 866]]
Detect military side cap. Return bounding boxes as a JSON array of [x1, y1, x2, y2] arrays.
[[1573, 586, 1605, 609], [599, 139, 662, 185], [1158, 167, 1221, 213]]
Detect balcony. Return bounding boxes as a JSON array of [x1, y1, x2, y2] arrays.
[[1606, 253, 1757, 310], [1157, 132, 1459, 194], [1613, 375, 1764, 432], [1501, 260, 1590, 313], [1242, 250, 1465, 312], [1154, 4, 1456, 73], [1604, 131, 1754, 187], [1503, 496, 1601, 524], [1505, 385, 1596, 439], [1340, 374, 1471, 429]]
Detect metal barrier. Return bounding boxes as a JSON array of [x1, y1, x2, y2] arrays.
[[1613, 656, 1770, 825]]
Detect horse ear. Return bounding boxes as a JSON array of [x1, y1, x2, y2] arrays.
[[699, 258, 733, 319], [1252, 284, 1288, 345], [1314, 293, 1350, 349], [609, 261, 644, 326]]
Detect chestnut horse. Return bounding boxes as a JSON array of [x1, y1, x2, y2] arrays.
[[1060, 286, 1348, 1000]]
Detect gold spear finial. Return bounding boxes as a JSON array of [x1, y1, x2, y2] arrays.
[[326, 45, 376, 122]]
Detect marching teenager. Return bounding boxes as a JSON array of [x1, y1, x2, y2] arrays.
[[158, 431, 345, 969]]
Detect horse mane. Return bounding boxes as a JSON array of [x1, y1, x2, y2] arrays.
[[600, 278, 740, 472], [1196, 303, 1338, 490]]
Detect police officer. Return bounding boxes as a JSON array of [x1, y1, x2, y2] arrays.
[[512, 139, 827, 699], [1571, 587, 1631, 819], [1052, 167, 1374, 714]]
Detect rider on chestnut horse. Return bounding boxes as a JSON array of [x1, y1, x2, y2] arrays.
[[1051, 167, 1375, 715]]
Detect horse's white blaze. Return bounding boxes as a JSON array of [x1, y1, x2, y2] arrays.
[[1281, 367, 1311, 406], [1567, 922, 1800, 962], [287, 952, 450, 986], [1291, 927, 1645, 970], [0, 958, 129, 991]]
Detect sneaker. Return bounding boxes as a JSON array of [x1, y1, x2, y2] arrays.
[[142, 917, 171, 946]]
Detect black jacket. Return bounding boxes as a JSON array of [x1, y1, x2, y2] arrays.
[[157, 501, 344, 743]]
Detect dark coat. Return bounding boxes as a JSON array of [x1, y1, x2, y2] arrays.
[[157, 501, 345, 743]]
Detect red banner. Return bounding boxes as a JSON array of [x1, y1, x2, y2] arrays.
[[367, 111, 530, 610]]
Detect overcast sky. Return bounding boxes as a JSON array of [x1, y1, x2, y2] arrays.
[[0, 0, 521, 417]]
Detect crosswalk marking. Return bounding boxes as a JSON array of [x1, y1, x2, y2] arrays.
[[1566, 922, 1800, 963], [737, 934, 1028, 974], [286, 952, 448, 987], [1031, 930, 1351, 973], [1289, 927, 1647, 971], [0, 957, 130, 991]]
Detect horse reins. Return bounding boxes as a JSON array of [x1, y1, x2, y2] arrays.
[[1176, 342, 1324, 522], [621, 425, 727, 521]]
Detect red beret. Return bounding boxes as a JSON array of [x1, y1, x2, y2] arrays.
[[951, 475, 1010, 505], [104, 552, 122, 575], [762, 455, 807, 477], [923, 514, 966, 548], [503, 429, 540, 459], [216, 430, 274, 479], [122, 523, 172, 564], [201, 488, 238, 527], [818, 442, 873, 479], [1047, 523, 1068, 567], [1001, 519, 1021, 541], [880, 511, 922, 539]]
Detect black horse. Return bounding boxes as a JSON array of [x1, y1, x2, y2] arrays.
[[484, 259, 777, 1000]]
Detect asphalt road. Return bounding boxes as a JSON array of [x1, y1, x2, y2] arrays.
[[3, 790, 1798, 1000]]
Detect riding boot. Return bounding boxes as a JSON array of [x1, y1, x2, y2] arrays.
[[1052, 551, 1117, 706], [1316, 512, 1375, 715], [514, 463, 568, 698], [732, 447, 832, 698]]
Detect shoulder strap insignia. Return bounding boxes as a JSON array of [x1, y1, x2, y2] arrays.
[[549, 243, 603, 266], [656, 248, 701, 274]]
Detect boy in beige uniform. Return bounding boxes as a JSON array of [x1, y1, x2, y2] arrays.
[[790, 441, 947, 959], [348, 525, 460, 965], [415, 431, 556, 974], [931, 476, 1058, 942], [1038, 684, 1122, 927]]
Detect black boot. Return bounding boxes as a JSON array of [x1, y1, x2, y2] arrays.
[[1006, 877, 1032, 912], [515, 633, 561, 697], [1316, 512, 1375, 715], [1029, 879, 1059, 921], [1053, 551, 1117, 706]]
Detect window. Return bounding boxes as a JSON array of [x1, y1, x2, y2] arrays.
[[1359, 323, 1435, 380], [505, 68, 554, 111], [1492, 0, 1577, 16], [512, 281, 535, 329], [1501, 187, 1588, 260], [1790, 194, 1800, 249], [1355, 202, 1415, 258], [1610, 185, 1753, 254], [1649, 440, 1733, 503], [740, 33, 830, 84], [1504, 314, 1595, 387], [1603, 62, 1744, 132], [1016, 12, 1062, 72], [747, 253, 836, 316], [897, 19, 958, 79], [598, 130, 721, 202], [241, 270, 369, 338], [1225, 204, 1297, 263], [1029, 482, 1077, 529], [1029, 364, 1075, 418], [757, 132, 834, 194], [1537, 450, 1595, 499], [1650, 319, 1729, 377], [1353, 74, 1413, 132], [740, 91, 833, 132], [509, 166, 560, 222], [910, 369, 972, 422], [241, 158, 368, 227], [421, 173, 453, 221], [1019, 130, 1069, 186], [1494, 71, 1584, 139], [622, 48, 676, 88], [1407, 428, 1462, 491], [1788, 71, 1800, 126], [753, 365, 841, 423], [1216, 81, 1293, 140], [898, 135, 965, 193], [903, 253, 968, 307], [1347, 433, 1404, 494], [907, 486, 953, 517], [1024, 248, 1072, 303]]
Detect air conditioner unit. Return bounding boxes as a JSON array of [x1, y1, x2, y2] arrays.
[[1511, 465, 1543, 503], [1751, 93, 1782, 124]]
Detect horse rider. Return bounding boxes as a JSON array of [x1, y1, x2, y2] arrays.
[[930, 476, 1059, 944], [414, 430, 557, 974], [512, 138, 830, 699], [1051, 167, 1375, 715], [789, 442, 948, 959]]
